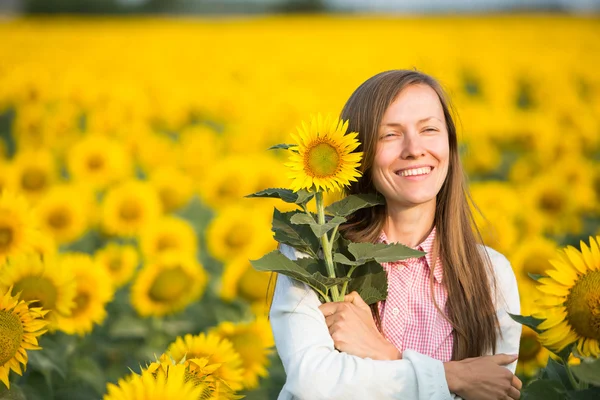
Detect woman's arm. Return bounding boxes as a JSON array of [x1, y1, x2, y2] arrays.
[[270, 245, 453, 400]]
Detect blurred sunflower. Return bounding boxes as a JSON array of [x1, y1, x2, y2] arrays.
[[0, 254, 76, 328], [220, 257, 272, 305], [209, 318, 275, 390], [510, 236, 557, 283], [139, 216, 198, 260], [6, 149, 57, 201], [179, 125, 222, 182], [55, 253, 114, 336], [35, 184, 93, 245], [516, 298, 549, 378], [206, 205, 274, 263], [0, 287, 49, 389], [103, 363, 208, 400], [131, 252, 207, 317], [285, 114, 362, 192], [66, 134, 133, 190], [0, 191, 38, 262], [166, 332, 245, 392], [533, 236, 600, 357], [148, 167, 195, 214], [95, 243, 139, 288], [28, 230, 57, 259], [101, 180, 162, 237]]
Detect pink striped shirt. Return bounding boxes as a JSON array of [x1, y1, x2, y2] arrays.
[[377, 227, 454, 362]]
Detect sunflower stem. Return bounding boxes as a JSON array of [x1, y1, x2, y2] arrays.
[[316, 191, 341, 302], [563, 358, 580, 390], [340, 264, 359, 298]]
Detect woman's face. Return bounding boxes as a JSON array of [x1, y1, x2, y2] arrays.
[[371, 84, 450, 210]]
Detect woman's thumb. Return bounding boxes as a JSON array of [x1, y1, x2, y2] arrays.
[[344, 291, 367, 307]]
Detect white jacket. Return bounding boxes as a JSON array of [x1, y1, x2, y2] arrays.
[[269, 244, 521, 400]]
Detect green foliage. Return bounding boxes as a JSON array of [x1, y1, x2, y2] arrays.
[[246, 188, 314, 205], [272, 209, 321, 258], [571, 357, 600, 386], [325, 193, 385, 217]]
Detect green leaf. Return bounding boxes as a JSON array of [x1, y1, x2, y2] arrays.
[[571, 356, 600, 386], [294, 189, 314, 205], [347, 270, 388, 305], [272, 209, 320, 258], [333, 252, 362, 266], [348, 242, 425, 264], [508, 313, 544, 334], [541, 357, 570, 390], [0, 385, 27, 400], [521, 379, 566, 400], [251, 250, 348, 295], [268, 143, 296, 150], [528, 273, 546, 281], [290, 213, 346, 237], [566, 387, 600, 399], [70, 357, 106, 395], [325, 193, 385, 217], [246, 188, 299, 203]]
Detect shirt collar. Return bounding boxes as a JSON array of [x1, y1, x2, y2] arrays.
[[378, 227, 443, 283]]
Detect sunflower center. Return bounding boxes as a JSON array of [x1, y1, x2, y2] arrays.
[[238, 267, 270, 302], [70, 291, 91, 318], [48, 207, 72, 230], [225, 230, 248, 250], [304, 141, 340, 178], [21, 168, 47, 191], [0, 310, 24, 365], [148, 267, 191, 302], [518, 331, 542, 361], [159, 188, 179, 212], [119, 200, 141, 222], [539, 190, 564, 214], [565, 270, 600, 340], [156, 236, 177, 252], [0, 225, 14, 250], [87, 154, 105, 171], [108, 257, 123, 272], [13, 276, 58, 311]]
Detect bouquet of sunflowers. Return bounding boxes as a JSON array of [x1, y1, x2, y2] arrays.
[[247, 114, 423, 304]]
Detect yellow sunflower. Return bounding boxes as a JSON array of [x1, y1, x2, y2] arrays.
[[95, 243, 139, 288], [148, 167, 195, 214], [0, 253, 76, 328], [6, 149, 57, 201], [103, 363, 207, 400], [166, 332, 245, 392], [55, 253, 114, 336], [0, 287, 49, 389], [510, 236, 558, 283], [66, 134, 133, 190], [532, 236, 600, 357], [220, 257, 272, 305], [206, 205, 275, 263], [516, 326, 550, 378], [209, 318, 275, 390], [285, 114, 362, 192], [138, 216, 198, 260], [101, 180, 162, 238], [0, 191, 38, 262], [35, 184, 93, 245], [131, 252, 208, 317]]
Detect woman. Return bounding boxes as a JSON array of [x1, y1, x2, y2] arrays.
[[269, 70, 522, 399]]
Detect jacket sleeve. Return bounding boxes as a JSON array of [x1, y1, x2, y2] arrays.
[[485, 247, 522, 373], [269, 244, 453, 400]]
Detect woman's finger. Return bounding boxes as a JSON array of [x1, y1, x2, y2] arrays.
[[512, 375, 522, 390], [508, 385, 521, 399]]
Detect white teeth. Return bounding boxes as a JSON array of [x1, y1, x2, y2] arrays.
[[399, 167, 432, 177]]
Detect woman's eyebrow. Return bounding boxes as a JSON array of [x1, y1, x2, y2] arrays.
[[380, 116, 443, 127]]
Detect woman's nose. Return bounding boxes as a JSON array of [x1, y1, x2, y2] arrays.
[[400, 132, 425, 159]]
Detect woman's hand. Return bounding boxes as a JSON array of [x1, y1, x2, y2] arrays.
[[444, 354, 522, 399], [318, 291, 400, 360]]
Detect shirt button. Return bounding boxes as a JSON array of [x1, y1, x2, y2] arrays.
[[392, 307, 399, 316]]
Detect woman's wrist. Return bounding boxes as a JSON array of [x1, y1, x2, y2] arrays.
[[377, 339, 401, 360], [443, 361, 463, 394]]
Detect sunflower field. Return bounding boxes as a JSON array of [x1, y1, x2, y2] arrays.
[[0, 14, 599, 399]]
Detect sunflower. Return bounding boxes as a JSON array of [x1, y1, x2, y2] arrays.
[[95, 243, 139, 288], [532, 236, 600, 357], [131, 252, 208, 317], [206, 205, 275, 263], [0, 191, 38, 262], [101, 180, 162, 237], [166, 332, 245, 392], [285, 114, 362, 192], [5, 149, 57, 201], [148, 167, 195, 214], [0, 254, 76, 328], [209, 318, 275, 390], [138, 216, 198, 260], [66, 134, 133, 190], [35, 184, 93, 245], [0, 287, 49, 389], [103, 363, 207, 400], [516, 326, 550, 378], [55, 253, 114, 336], [220, 257, 272, 304], [510, 236, 557, 283]]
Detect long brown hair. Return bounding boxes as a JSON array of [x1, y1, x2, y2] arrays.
[[339, 70, 499, 360]]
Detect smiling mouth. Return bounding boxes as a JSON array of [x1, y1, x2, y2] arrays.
[[396, 166, 433, 177]]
